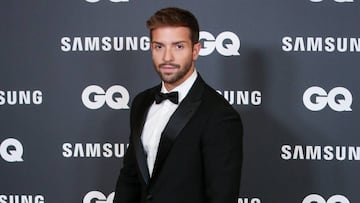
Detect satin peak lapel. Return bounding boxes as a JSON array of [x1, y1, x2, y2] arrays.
[[132, 86, 160, 185], [151, 77, 205, 181]]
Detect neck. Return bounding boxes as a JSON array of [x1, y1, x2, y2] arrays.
[[164, 68, 195, 91]]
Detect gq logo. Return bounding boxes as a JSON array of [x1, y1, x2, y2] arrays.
[[303, 86, 352, 112], [303, 194, 350, 203], [0, 138, 24, 162], [199, 31, 240, 56], [82, 85, 130, 110], [310, 0, 353, 2], [83, 191, 114, 203], [86, 0, 129, 3]]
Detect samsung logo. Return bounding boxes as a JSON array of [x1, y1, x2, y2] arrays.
[[281, 145, 360, 161], [0, 195, 45, 203], [282, 36, 360, 53], [60, 36, 150, 52], [310, 0, 353, 2], [0, 90, 42, 106], [62, 143, 128, 158], [217, 90, 261, 106]]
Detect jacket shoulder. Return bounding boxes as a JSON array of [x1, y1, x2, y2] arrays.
[[202, 84, 233, 108], [131, 85, 160, 107]]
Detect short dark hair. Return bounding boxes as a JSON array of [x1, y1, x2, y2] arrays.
[[146, 7, 200, 45]]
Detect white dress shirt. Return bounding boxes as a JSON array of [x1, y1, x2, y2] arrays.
[[141, 70, 198, 176]]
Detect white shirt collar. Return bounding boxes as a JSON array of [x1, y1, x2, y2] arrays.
[[160, 69, 198, 104]]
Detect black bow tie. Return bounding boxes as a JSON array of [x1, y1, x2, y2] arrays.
[[155, 92, 179, 104]]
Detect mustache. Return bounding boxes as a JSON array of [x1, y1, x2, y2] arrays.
[[159, 63, 180, 69]]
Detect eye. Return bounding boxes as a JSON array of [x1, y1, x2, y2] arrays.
[[175, 44, 184, 49], [153, 43, 163, 50]]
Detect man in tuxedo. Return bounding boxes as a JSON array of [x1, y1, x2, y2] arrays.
[[114, 7, 243, 203]]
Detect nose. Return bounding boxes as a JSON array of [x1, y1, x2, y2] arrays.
[[163, 47, 174, 62]]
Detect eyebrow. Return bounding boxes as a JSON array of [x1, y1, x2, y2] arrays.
[[151, 41, 188, 46]]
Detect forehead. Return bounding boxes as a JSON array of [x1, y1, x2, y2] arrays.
[[151, 26, 191, 43]]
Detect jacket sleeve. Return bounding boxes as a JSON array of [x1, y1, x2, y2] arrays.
[[201, 105, 243, 203], [114, 137, 141, 203], [114, 95, 143, 203]]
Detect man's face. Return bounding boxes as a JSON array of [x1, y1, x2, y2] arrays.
[[151, 26, 200, 90]]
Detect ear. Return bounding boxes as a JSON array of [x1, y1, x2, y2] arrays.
[[192, 42, 201, 60]]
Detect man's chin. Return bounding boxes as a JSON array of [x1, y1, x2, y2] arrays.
[[161, 77, 176, 84], [160, 73, 179, 83]]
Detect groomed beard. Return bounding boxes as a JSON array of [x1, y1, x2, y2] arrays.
[[154, 61, 193, 85]]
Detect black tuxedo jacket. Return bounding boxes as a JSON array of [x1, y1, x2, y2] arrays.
[[114, 75, 243, 203]]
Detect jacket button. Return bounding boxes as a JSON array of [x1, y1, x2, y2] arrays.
[[146, 194, 153, 200]]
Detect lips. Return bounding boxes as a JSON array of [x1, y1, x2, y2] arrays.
[[159, 63, 180, 73], [159, 63, 180, 69]]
